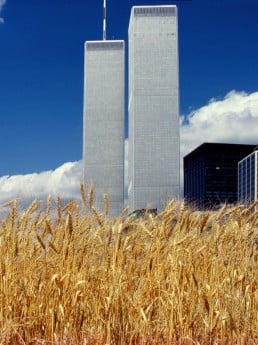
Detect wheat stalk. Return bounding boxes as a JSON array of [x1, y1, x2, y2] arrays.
[[0, 197, 257, 345]]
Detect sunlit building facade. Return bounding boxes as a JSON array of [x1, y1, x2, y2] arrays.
[[238, 148, 258, 205], [83, 40, 125, 216], [128, 6, 180, 211]]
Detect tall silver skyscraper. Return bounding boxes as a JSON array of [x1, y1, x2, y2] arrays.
[[128, 5, 180, 211], [83, 40, 125, 216]]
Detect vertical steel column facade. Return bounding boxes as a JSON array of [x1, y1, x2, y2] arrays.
[[83, 40, 125, 216], [238, 150, 258, 204], [128, 6, 180, 211]]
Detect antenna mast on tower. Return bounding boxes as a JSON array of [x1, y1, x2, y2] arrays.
[[103, 0, 106, 40]]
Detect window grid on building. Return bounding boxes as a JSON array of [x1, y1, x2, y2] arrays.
[[128, 5, 180, 212], [83, 40, 125, 216], [238, 150, 258, 205], [184, 143, 257, 209]]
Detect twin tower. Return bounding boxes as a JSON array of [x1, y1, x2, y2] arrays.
[[83, 5, 180, 216]]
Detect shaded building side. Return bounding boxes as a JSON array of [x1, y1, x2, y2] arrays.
[[184, 143, 257, 209]]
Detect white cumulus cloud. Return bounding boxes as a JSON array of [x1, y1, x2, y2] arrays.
[[179, 90, 258, 196], [0, 161, 83, 205], [0, 0, 6, 24], [181, 90, 258, 159], [0, 90, 258, 207]]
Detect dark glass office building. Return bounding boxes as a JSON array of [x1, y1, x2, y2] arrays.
[[184, 143, 257, 208]]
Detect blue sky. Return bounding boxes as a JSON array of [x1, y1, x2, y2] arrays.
[[0, 0, 258, 203]]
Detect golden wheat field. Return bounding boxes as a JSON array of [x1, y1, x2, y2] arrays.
[[0, 187, 257, 345]]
